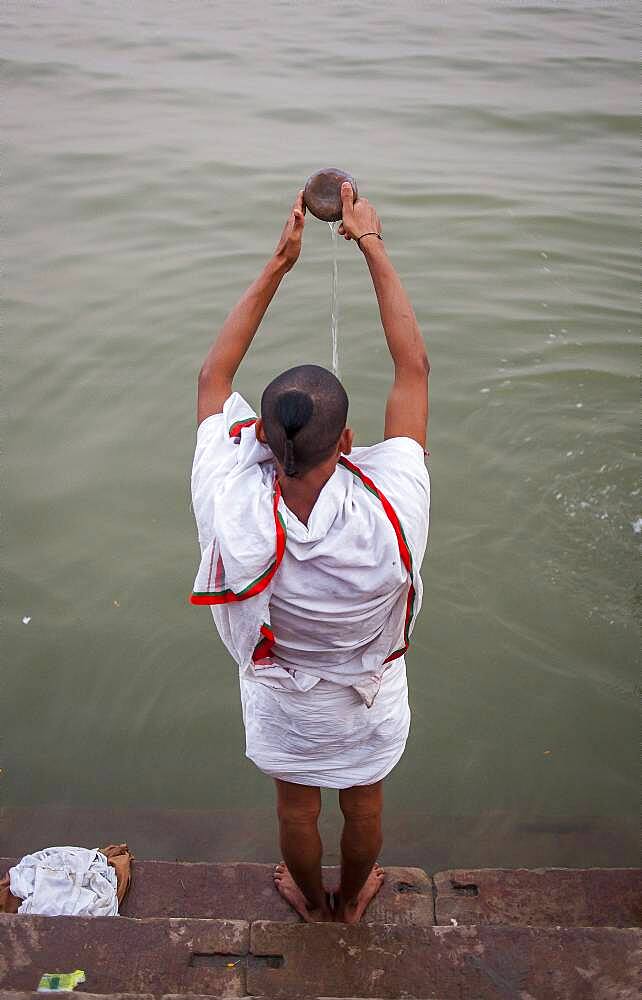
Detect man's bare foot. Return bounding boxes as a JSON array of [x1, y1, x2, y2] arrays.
[[272, 863, 333, 923], [333, 863, 385, 924]]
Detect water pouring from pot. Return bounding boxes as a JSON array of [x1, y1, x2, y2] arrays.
[[303, 169, 359, 378]]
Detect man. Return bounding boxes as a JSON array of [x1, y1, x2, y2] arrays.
[[191, 183, 429, 923]]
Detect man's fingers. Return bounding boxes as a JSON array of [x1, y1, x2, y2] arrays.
[[340, 181, 354, 210], [288, 190, 306, 232]]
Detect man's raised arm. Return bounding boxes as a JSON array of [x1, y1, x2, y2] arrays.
[[197, 191, 306, 426], [338, 183, 429, 448]]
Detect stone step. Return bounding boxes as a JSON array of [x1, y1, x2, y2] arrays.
[[120, 863, 434, 927], [0, 995, 445, 1000], [0, 859, 433, 926], [0, 914, 639, 998], [1, 994, 431, 1000], [0, 916, 247, 998], [0, 995, 446, 1000], [249, 921, 641, 999], [0, 995, 156, 1000], [0, 990, 440, 1000], [434, 866, 642, 928], [3, 859, 641, 928]]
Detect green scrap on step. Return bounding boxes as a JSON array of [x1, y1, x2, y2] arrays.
[[37, 970, 86, 992]]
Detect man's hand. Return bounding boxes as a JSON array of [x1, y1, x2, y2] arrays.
[[273, 190, 306, 271], [337, 182, 382, 248], [197, 192, 306, 424], [341, 181, 428, 447]]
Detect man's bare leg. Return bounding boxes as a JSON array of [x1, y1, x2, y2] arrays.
[[334, 780, 385, 924], [272, 779, 333, 922]]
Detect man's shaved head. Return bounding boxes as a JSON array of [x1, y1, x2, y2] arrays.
[[261, 364, 349, 477]]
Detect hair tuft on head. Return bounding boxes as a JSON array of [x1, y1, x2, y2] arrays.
[[282, 439, 297, 477], [277, 390, 314, 441], [261, 365, 348, 477]]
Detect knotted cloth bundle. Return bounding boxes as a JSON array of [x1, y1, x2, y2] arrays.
[[0, 843, 133, 915]]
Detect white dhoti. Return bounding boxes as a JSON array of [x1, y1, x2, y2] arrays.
[[240, 658, 411, 788], [191, 393, 430, 788]]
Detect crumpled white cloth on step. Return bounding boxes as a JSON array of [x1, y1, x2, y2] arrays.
[[9, 846, 119, 916]]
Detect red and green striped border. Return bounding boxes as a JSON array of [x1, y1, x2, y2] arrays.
[[339, 457, 413, 576], [339, 456, 417, 662], [382, 581, 416, 663], [252, 622, 275, 662], [192, 446, 417, 666], [190, 482, 286, 605], [228, 416, 257, 438]]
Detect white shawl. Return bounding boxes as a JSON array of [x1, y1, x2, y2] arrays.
[[191, 393, 429, 707]]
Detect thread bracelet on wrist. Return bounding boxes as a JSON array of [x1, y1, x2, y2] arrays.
[[356, 232, 383, 251]]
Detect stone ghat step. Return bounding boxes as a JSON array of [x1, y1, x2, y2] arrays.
[[3, 860, 641, 927], [1, 916, 640, 999], [0, 996, 461, 1000], [122, 863, 433, 926], [0, 995, 457, 1000], [0, 994, 450, 1000], [434, 866, 642, 928], [0, 862, 434, 928], [0, 994, 452, 1000]]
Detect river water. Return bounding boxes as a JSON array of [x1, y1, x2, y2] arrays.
[[3, 1, 639, 869]]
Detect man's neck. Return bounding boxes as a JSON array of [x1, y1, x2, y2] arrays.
[[278, 459, 339, 526]]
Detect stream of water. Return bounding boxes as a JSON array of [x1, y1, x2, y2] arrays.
[[328, 221, 340, 377]]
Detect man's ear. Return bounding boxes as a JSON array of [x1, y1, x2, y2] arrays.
[[339, 427, 353, 455], [255, 418, 268, 444]]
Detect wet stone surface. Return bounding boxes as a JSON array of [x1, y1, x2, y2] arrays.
[[48, 860, 434, 926], [2, 861, 641, 998], [0, 916, 249, 998], [249, 921, 642, 999], [434, 867, 642, 927]]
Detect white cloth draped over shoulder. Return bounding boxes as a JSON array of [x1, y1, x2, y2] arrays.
[[190, 392, 430, 786]]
